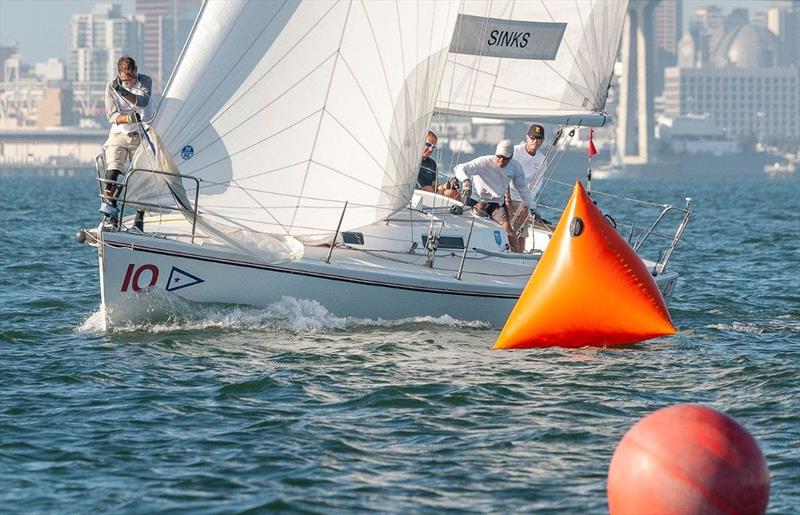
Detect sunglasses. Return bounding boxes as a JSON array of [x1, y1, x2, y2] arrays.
[[495, 155, 511, 160], [527, 135, 544, 141], [424, 141, 436, 150]]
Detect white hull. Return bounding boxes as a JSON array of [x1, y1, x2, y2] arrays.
[[92, 211, 678, 329]]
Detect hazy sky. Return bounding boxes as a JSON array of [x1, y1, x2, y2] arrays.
[[0, 0, 786, 64], [0, 0, 134, 63]]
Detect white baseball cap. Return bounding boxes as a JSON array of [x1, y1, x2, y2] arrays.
[[495, 139, 514, 158]]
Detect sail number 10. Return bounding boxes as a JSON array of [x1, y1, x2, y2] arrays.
[[120, 263, 159, 292]]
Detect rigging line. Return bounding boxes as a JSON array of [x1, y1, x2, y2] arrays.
[[172, 51, 339, 165], [168, 1, 291, 145], [231, 178, 293, 234], [581, 0, 605, 106], [290, 0, 354, 231], [539, 0, 595, 99], [438, 1, 468, 176], [176, 1, 341, 148], [181, 108, 324, 178], [354, 248, 532, 276], [198, 207, 400, 234]]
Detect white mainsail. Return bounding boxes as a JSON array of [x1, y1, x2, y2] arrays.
[[437, 0, 628, 126], [145, 0, 460, 242]]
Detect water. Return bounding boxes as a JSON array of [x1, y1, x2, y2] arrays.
[[1, 173, 798, 513]]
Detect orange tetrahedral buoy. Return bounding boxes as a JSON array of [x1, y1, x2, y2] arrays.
[[494, 180, 676, 349]]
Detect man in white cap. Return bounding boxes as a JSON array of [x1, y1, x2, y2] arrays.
[[453, 139, 532, 252]]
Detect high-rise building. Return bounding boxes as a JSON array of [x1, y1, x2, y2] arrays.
[[68, 3, 143, 82], [766, 4, 800, 68], [134, 0, 201, 90], [652, 0, 682, 97], [654, 0, 682, 66]]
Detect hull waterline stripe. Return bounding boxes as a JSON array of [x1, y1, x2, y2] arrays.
[[101, 238, 521, 299]]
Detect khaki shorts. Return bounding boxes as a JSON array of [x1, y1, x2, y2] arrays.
[[103, 131, 141, 171], [508, 201, 531, 235]]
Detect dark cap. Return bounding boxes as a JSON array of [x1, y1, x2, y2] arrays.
[[527, 124, 545, 139]]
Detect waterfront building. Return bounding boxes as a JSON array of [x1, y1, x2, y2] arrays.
[[663, 21, 800, 142]]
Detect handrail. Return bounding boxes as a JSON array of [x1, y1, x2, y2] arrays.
[[454, 216, 476, 280], [112, 168, 201, 243], [537, 180, 693, 277], [324, 201, 348, 264]]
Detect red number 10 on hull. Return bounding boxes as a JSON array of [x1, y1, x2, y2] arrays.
[[120, 264, 160, 292]]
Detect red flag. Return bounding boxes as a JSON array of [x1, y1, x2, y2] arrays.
[[588, 129, 598, 158]]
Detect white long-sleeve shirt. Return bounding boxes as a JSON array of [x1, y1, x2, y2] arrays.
[[510, 142, 546, 203], [454, 155, 532, 206], [105, 74, 155, 134]]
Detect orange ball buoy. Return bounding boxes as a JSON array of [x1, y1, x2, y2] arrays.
[[608, 404, 769, 515]]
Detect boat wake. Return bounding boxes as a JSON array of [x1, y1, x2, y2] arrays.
[[77, 293, 492, 335], [706, 317, 800, 335]]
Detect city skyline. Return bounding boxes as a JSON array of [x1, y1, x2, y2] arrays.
[[0, 0, 785, 64]]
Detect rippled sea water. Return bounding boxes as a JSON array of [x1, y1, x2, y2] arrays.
[[1, 172, 798, 513]]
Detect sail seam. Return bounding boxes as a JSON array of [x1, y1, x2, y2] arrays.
[[169, 1, 291, 147], [177, 52, 339, 170], [183, 109, 324, 177], [290, 0, 355, 232], [175, 1, 339, 150]]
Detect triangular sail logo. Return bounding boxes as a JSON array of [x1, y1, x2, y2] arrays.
[[166, 266, 204, 292]]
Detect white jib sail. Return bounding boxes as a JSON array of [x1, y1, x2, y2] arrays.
[[146, 0, 460, 244], [437, 0, 628, 126]]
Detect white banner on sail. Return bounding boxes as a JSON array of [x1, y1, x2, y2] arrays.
[[437, 0, 628, 125]]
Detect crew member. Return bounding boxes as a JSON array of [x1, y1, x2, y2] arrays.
[[453, 139, 532, 252], [101, 55, 153, 229], [509, 123, 547, 251]]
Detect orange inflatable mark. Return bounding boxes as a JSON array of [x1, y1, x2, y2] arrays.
[[494, 181, 675, 349]]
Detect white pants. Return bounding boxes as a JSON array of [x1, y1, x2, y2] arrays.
[[103, 130, 141, 172]]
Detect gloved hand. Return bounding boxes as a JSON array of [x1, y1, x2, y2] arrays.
[[461, 179, 472, 201], [113, 77, 128, 95], [122, 112, 141, 124]]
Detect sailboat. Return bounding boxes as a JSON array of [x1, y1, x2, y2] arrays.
[[78, 0, 691, 330]]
